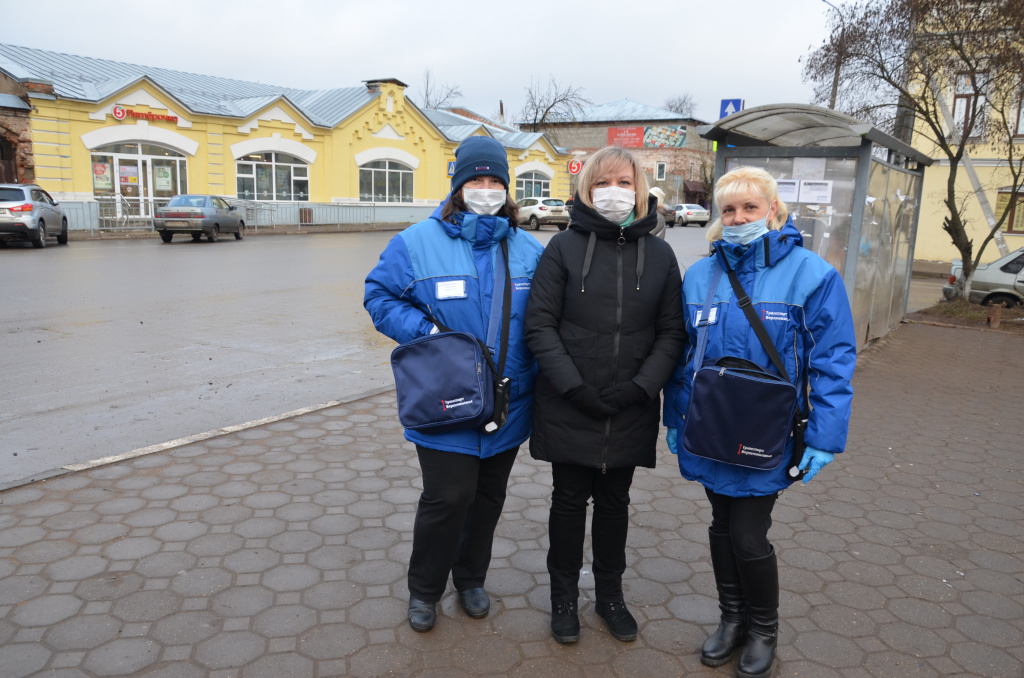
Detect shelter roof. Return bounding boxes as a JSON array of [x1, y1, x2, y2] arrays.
[[697, 104, 931, 165]]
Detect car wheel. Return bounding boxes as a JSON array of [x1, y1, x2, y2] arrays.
[[57, 218, 69, 245], [160, 231, 173, 243], [985, 293, 1020, 309], [208, 226, 219, 243], [32, 221, 46, 249], [235, 223, 245, 240], [191, 233, 202, 242], [557, 223, 567, 231], [700, 222, 707, 228], [530, 216, 540, 231]]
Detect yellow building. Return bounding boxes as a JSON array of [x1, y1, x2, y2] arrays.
[[0, 44, 571, 226], [911, 79, 1024, 264]]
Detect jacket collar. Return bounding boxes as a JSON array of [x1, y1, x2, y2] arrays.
[[431, 195, 510, 247], [714, 217, 802, 269], [569, 194, 660, 241]]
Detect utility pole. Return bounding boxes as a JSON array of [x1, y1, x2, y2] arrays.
[[821, 0, 844, 109]]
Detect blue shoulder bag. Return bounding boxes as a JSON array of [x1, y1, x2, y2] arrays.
[[681, 250, 808, 478], [390, 239, 512, 434]]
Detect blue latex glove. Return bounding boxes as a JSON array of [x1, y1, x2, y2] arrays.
[[666, 427, 678, 455], [798, 446, 834, 484]]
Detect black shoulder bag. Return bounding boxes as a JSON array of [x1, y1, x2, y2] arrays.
[[680, 252, 809, 479]]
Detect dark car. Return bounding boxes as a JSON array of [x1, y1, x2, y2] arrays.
[[0, 183, 68, 248], [153, 194, 245, 243]]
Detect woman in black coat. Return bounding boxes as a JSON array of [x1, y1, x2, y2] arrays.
[[524, 146, 685, 644]]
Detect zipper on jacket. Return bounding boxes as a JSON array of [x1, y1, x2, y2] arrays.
[[601, 238, 625, 474]]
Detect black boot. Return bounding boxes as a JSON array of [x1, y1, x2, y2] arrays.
[[735, 548, 779, 678], [701, 529, 747, 667]]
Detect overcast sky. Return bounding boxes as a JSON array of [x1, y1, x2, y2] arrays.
[[7, 0, 835, 125]]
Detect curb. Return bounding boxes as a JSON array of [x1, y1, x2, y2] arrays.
[[0, 385, 396, 494]]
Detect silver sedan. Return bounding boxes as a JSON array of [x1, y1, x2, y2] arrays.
[[153, 194, 245, 243]]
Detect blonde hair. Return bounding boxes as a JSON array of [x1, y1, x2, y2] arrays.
[[706, 166, 790, 242], [575, 147, 650, 219]]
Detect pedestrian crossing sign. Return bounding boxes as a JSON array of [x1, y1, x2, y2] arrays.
[[447, 161, 455, 177]]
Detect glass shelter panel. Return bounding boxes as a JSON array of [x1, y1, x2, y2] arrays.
[[887, 170, 918, 331]]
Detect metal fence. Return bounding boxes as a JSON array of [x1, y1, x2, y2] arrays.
[[61, 199, 434, 233]]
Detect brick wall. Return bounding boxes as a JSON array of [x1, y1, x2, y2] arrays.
[[0, 109, 34, 183]]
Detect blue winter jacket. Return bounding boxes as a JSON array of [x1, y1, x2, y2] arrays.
[[663, 219, 857, 496], [364, 201, 544, 458]]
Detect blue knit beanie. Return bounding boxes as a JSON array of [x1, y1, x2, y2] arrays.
[[450, 136, 510, 193]]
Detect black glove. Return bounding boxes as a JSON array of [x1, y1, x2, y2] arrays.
[[599, 381, 649, 412], [566, 384, 617, 419]]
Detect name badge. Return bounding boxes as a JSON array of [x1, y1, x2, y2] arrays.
[[436, 280, 467, 299], [694, 306, 719, 325]]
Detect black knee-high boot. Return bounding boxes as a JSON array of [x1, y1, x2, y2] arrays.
[[701, 529, 747, 667], [735, 547, 778, 678]]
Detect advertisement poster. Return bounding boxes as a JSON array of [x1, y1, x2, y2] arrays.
[[643, 125, 686, 148], [776, 179, 799, 203], [608, 127, 644, 147], [154, 166, 173, 191], [119, 165, 139, 185], [92, 163, 112, 190], [799, 180, 833, 204], [608, 125, 688, 148]]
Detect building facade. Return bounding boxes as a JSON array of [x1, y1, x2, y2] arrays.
[[0, 44, 570, 224], [522, 100, 715, 206]]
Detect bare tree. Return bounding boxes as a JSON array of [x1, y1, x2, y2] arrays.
[[664, 94, 697, 118], [418, 68, 462, 110], [517, 77, 590, 128], [803, 0, 1024, 300]]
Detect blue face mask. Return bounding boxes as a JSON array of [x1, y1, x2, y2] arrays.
[[722, 215, 770, 245]]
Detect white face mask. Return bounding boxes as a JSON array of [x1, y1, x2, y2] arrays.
[[592, 186, 636, 224], [463, 188, 506, 216]]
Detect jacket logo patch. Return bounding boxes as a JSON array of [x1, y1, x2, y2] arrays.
[[475, 166, 490, 171], [442, 397, 474, 411], [738, 443, 771, 459], [513, 280, 531, 292], [762, 310, 789, 322]]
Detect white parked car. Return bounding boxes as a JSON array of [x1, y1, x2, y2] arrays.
[[942, 247, 1024, 307], [517, 198, 569, 231], [674, 203, 709, 227]]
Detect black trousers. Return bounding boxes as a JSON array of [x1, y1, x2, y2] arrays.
[[547, 463, 636, 603], [407, 445, 519, 603], [704, 487, 778, 560]]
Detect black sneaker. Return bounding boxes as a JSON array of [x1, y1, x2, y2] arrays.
[[550, 600, 580, 643], [596, 601, 637, 641]]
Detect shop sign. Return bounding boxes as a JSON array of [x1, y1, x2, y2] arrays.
[[112, 104, 179, 123], [568, 158, 583, 175], [607, 125, 687, 149], [93, 162, 113, 190]]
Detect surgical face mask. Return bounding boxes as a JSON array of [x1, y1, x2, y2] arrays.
[[722, 215, 770, 245], [463, 188, 506, 215], [592, 186, 636, 224]]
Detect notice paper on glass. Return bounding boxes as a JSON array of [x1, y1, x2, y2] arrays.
[[776, 179, 800, 203], [799, 180, 833, 204]]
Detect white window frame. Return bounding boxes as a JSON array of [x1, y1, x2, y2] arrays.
[[516, 172, 550, 201], [236, 153, 309, 202], [358, 160, 414, 203], [656, 162, 667, 181]]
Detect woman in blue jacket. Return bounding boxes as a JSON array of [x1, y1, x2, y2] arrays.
[[364, 136, 544, 633], [663, 167, 856, 678]]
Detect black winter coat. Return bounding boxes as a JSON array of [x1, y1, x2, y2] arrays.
[[525, 195, 686, 470]]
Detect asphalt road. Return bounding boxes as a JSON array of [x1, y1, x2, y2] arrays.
[[0, 225, 941, 488]]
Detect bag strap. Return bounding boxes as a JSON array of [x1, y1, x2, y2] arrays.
[[716, 248, 809, 419], [421, 239, 512, 379]]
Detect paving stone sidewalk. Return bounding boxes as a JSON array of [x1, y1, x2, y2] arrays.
[[0, 322, 1021, 678]]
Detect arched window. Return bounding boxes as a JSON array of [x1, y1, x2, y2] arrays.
[[359, 160, 413, 203], [516, 171, 550, 201], [236, 152, 309, 201]]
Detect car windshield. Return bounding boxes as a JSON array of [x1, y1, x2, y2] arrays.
[[542, 199, 564, 206], [686, 204, 705, 210], [0, 188, 27, 201], [167, 195, 208, 208]]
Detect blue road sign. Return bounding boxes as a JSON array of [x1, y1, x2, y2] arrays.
[[720, 99, 744, 118], [447, 161, 456, 177]]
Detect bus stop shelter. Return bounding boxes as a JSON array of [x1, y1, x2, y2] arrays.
[[698, 104, 933, 349]]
